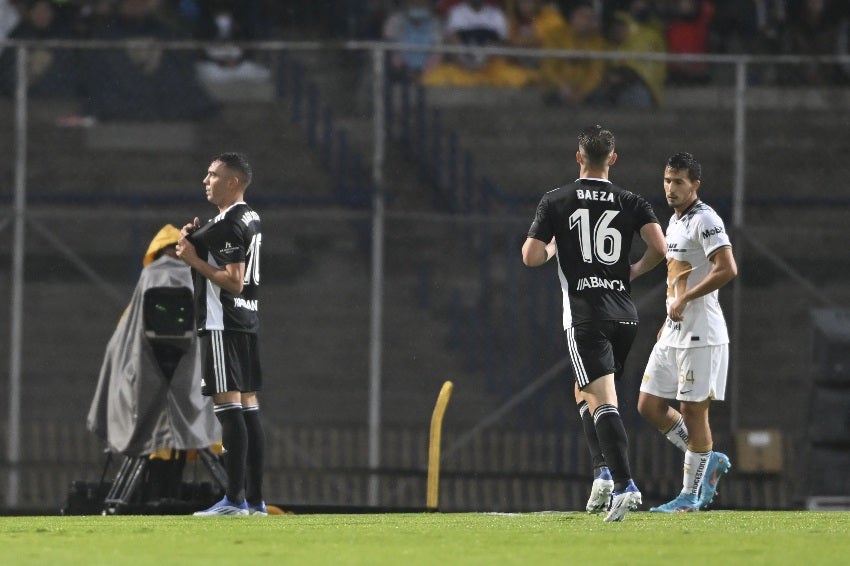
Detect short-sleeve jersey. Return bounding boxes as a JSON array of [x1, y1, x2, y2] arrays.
[[658, 200, 731, 348], [187, 202, 261, 334], [527, 178, 659, 328]]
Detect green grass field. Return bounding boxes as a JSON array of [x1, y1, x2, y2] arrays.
[[3, 511, 849, 565]]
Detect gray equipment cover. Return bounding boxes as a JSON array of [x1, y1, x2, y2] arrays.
[[87, 255, 220, 455]]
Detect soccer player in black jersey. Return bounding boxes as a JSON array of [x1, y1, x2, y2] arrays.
[[522, 125, 666, 522], [176, 152, 266, 516]]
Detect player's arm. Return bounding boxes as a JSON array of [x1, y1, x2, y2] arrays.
[[180, 217, 200, 238], [629, 222, 666, 281], [667, 246, 737, 321], [176, 236, 245, 295], [522, 237, 557, 267]]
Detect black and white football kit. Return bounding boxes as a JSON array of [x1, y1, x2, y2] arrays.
[[187, 201, 262, 396], [527, 178, 659, 388]]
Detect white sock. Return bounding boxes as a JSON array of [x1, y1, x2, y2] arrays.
[[683, 449, 711, 497], [664, 415, 689, 453]]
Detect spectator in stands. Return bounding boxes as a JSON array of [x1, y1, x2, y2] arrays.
[[422, 0, 535, 87], [325, 0, 391, 39], [662, 0, 716, 84], [709, 1, 788, 83], [69, 0, 117, 38], [540, 1, 607, 106], [709, 1, 786, 55], [195, 1, 271, 84], [0, 0, 20, 54], [505, 0, 569, 77], [780, 0, 848, 85], [80, 0, 216, 121], [0, 0, 79, 97], [588, 1, 667, 108], [192, 0, 271, 41], [382, 0, 443, 82]]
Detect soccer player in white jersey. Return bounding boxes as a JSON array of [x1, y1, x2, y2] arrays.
[[523, 125, 666, 522], [638, 152, 738, 512]]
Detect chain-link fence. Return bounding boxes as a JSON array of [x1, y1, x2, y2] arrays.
[[1, 40, 849, 512]]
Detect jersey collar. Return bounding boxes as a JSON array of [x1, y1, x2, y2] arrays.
[[677, 198, 702, 218], [214, 201, 247, 221]]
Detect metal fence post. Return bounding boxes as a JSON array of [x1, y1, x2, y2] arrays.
[[7, 45, 29, 509]]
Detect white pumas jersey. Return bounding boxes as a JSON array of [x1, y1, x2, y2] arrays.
[[659, 200, 732, 348]]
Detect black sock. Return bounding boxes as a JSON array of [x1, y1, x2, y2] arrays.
[[593, 404, 632, 491], [214, 402, 247, 504], [242, 405, 266, 505], [578, 400, 606, 475]]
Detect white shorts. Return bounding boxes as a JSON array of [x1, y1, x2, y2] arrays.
[[640, 343, 728, 402]]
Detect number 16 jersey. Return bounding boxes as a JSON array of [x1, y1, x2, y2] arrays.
[[187, 201, 261, 334], [527, 179, 659, 329]]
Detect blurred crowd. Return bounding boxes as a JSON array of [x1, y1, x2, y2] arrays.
[[381, 0, 850, 107], [0, 0, 273, 120], [0, 0, 848, 116]]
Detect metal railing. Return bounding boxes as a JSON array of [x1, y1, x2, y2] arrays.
[[2, 38, 849, 510]]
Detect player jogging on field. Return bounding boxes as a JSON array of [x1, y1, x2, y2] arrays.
[[522, 125, 666, 522], [638, 152, 737, 512], [176, 152, 267, 516]]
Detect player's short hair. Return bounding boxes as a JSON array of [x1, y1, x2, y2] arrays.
[[666, 152, 701, 182], [213, 152, 253, 188], [578, 125, 615, 167]]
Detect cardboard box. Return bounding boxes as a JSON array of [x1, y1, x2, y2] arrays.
[[735, 429, 783, 473]]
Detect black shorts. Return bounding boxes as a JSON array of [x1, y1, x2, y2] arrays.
[[199, 330, 262, 396], [565, 320, 638, 389]]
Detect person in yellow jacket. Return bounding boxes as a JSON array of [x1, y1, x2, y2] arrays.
[[421, 0, 536, 88], [539, 1, 608, 105], [505, 0, 570, 80], [592, 7, 667, 108]]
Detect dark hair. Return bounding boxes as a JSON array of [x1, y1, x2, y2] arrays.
[[213, 152, 253, 188], [578, 125, 615, 166], [666, 152, 701, 182]]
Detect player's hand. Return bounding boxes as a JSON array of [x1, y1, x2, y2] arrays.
[[180, 217, 200, 238], [667, 297, 688, 322], [175, 235, 198, 264]]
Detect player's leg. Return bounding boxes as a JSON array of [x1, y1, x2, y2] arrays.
[[194, 331, 249, 516], [679, 398, 712, 503], [581, 374, 632, 490], [213, 390, 248, 505], [581, 375, 641, 522], [650, 346, 726, 513], [242, 398, 266, 515], [237, 332, 266, 515], [602, 320, 642, 522], [571, 321, 641, 522], [640, 342, 703, 511], [575, 382, 612, 513], [639, 343, 690, 452], [692, 344, 732, 508], [568, 328, 612, 513], [242, 392, 267, 515]]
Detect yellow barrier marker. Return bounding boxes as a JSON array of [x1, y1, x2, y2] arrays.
[[426, 380, 454, 511]]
